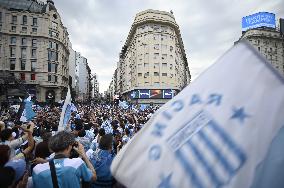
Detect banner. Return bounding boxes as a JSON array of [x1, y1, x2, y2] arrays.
[[119, 100, 129, 109], [111, 42, 284, 188], [20, 96, 36, 122], [58, 87, 72, 132]]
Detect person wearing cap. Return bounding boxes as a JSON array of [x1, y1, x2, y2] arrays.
[[90, 134, 115, 187], [32, 131, 97, 188]]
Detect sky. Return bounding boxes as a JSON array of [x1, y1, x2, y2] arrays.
[[52, 0, 284, 93]]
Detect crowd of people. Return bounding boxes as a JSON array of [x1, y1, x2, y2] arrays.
[[0, 102, 159, 188]]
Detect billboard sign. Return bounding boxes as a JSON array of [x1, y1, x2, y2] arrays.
[[163, 89, 173, 99], [130, 91, 139, 99], [130, 89, 177, 99], [150, 89, 163, 99], [242, 12, 275, 31], [139, 89, 150, 99]]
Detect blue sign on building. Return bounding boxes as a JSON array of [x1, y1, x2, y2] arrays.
[[139, 89, 150, 99], [242, 12, 275, 31], [163, 89, 173, 99]]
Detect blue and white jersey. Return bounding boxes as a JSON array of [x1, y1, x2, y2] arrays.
[[32, 158, 93, 188]]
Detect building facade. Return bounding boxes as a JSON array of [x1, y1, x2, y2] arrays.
[[91, 73, 99, 99], [237, 14, 284, 76], [75, 51, 92, 102], [68, 45, 76, 91], [0, 0, 70, 102], [115, 9, 191, 104]]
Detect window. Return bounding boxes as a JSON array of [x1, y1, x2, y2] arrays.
[[162, 63, 167, 68], [31, 61, 36, 71], [32, 39, 37, 47], [144, 72, 149, 77], [31, 74, 36, 80], [154, 72, 159, 76], [22, 15, 27, 25], [21, 60, 26, 70], [10, 47, 16, 57], [12, 15, 17, 24], [161, 34, 167, 40], [138, 73, 142, 77], [10, 37, 16, 44], [162, 73, 167, 76], [11, 26, 16, 32], [31, 49, 36, 58], [32, 18, 37, 26], [153, 34, 159, 40], [20, 73, 25, 80], [161, 26, 167, 32], [170, 46, 173, 52], [32, 28, 37, 33], [154, 44, 159, 50], [170, 64, 173, 69], [48, 50, 58, 61], [0, 12, 2, 22], [154, 53, 159, 59], [10, 60, 16, 70], [49, 30, 58, 38], [48, 75, 57, 82], [48, 63, 58, 73], [22, 38, 27, 45], [22, 27, 27, 32], [49, 41, 58, 50], [144, 63, 149, 68], [21, 48, 27, 58], [138, 64, 142, 70], [51, 21, 58, 30], [154, 63, 159, 68], [162, 54, 167, 60]]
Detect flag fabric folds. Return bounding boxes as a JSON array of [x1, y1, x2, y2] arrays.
[[110, 42, 284, 188], [58, 87, 72, 132], [119, 100, 129, 109], [20, 96, 36, 122]]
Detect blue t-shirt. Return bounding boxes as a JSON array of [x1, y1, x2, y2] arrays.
[[90, 149, 114, 187], [33, 158, 93, 188]]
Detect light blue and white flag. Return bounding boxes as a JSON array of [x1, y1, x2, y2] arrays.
[[58, 87, 72, 131], [111, 42, 284, 188], [119, 100, 129, 109], [139, 104, 148, 111], [20, 96, 36, 122]]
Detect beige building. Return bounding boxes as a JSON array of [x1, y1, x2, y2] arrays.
[[237, 20, 284, 76], [0, 0, 70, 102], [115, 9, 191, 104]]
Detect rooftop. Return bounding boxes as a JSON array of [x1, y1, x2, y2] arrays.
[[0, 0, 56, 14]]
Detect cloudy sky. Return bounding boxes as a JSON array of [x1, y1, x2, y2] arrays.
[[53, 0, 284, 93]]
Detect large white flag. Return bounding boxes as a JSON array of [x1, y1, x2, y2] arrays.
[[58, 87, 72, 132], [111, 42, 284, 188]]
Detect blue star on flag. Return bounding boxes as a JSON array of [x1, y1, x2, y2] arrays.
[[158, 173, 174, 188], [230, 106, 250, 124]]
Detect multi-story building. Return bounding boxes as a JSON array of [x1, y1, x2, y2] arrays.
[[68, 45, 76, 92], [0, 0, 70, 102], [74, 51, 93, 102], [236, 12, 284, 76], [91, 73, 99, 99], [115, 9, 191, 104]]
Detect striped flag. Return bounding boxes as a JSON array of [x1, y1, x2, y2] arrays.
[[119, 100, 129, 109], [58, 87, 72, 131], [110, 42, 284, 188], [19, 96, 36, 122]]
